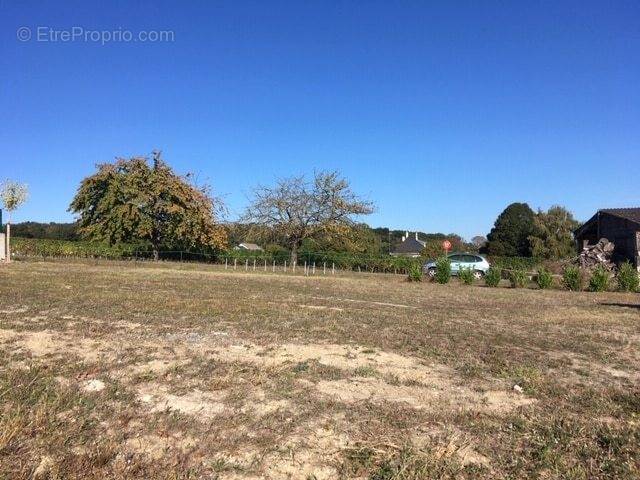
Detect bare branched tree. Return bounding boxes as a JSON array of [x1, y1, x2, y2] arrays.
[[243, 171, 374, 264]]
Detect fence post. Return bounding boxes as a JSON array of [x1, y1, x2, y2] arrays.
[[293, 261, 296, 273], [332, 262, 335, 275], [253, 259, 256, 271], [180, 251, 183, 262], [225, 258, 228, 270], [272, 260, 275, 272], [304, 261, 307, 275], [312, 262, 316, 275], [264, 259, 267, 271], [234, 258, 237, 270], [284, 261, 287, 272], [323, 262, 326, 274]]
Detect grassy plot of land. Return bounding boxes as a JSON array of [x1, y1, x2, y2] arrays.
[[0, 260, 639, 479]]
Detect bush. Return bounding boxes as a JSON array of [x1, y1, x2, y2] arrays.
[[458, 267, 475, 285], [12, 237, 140, 259], [484, 267, 502, 287], [536, 268, 554, 290], [588, 265, 611, 292], [562, 266, 583, 291], [616, 262, 639, 292], [434, 256, 451, 284], [509, 269, 528, 288], [407, 263, 423, 282], [490, 256, 541, 271]]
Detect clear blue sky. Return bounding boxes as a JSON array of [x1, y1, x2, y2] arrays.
[[1, 1, 638, 239]]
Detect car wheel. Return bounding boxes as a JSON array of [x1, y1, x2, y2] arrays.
[[428, 268, 437, 278], [473, 270, 484, 280]]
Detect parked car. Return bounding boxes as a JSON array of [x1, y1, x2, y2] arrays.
[[423, 253, 490, 279]]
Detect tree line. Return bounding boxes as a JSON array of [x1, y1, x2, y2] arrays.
[[5, 152, 583, 263]]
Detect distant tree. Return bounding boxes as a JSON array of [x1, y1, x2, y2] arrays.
[[485, 203, 535, 257], [0, 180, 29, 263], [243, 171, 374, 264], [307, 223, 382, 255], [528, 205, 579, 259], [69, 152, 227, 260], [11, 222, 79, 240], [471, 235, 487, 249]]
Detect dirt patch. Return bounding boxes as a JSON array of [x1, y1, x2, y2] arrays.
[[138, 384, 227, 418], [82, 379, 106, 392], [262, 422, 349, 480], [0, 329, 108, 362]]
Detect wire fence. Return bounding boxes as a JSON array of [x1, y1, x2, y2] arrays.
[[127, 250, 416, 275]]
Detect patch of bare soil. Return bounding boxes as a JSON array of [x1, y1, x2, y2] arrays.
[[0, 324, 531, 477], [138, 384, 227, 418]]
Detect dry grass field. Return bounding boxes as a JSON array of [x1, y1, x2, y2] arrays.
[[0, 260, 639, 479]]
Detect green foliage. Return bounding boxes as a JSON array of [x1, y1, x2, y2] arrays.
[[588, 265, 611, 292], [616, 262, 639, 292], [12, 237, 139, 259], [536, 268, 554, 289], [69, 153, 227, 258], [509, 269, 528, 288], [485, 202, 535, 257], [490, 256, 541, 271], [458, 267, 475, 285], [407, 263, 423, 282], [484, 267, 502, 287], [562, 266, 583, 291], [528, 206, 580, 259], [434, 256, 451, 284], [10, 222, 79, 240]]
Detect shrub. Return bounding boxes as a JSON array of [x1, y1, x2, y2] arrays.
[[490, 256, 541, 271], [407, 263, 423, 282], [509, 269, 528, 288], [562, 266, 583, 291], [484, 267, 502, 287], [458, 267, 475, 285], [434, 257, 451, 284], [588, 265, 611, 292], [536, 268, 553, 290], [616, 262, 639, 292]]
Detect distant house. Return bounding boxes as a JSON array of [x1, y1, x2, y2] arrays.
[[574, 208, 640, 268], [391, 232, 425, 257], [234, 242, 263, 252]]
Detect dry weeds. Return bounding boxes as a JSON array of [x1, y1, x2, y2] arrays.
[[0, 259, 638, 479]]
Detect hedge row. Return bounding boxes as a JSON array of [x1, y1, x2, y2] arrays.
[[11, 238, 140, 259]]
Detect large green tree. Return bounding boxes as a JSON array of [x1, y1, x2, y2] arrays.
[[69, 153, 227, 260], [485, 202, 535, 257], [528, 205, 579, 259]]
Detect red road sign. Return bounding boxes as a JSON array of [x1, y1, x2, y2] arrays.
[[442, 240, 452, 252]]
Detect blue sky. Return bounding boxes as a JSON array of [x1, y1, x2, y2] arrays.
[[1, 1, 638, 239]]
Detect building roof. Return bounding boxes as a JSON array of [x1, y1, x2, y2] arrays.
[[391, 234, 426, 255], [599, 208, 640, 225], [575, 208, 640, 237]]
